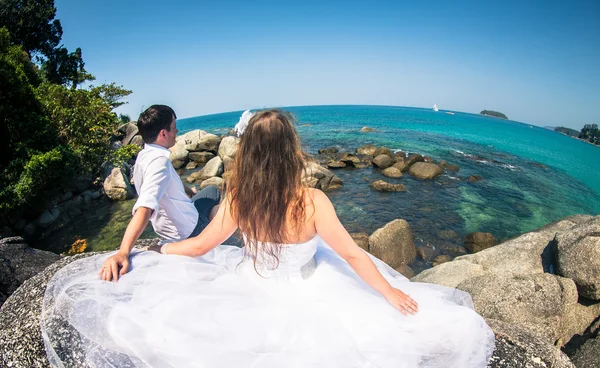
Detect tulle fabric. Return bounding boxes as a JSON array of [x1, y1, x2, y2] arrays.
[[42, 236, 494, 367]]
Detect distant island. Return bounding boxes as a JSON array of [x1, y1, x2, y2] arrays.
[[554, 126, 580, 137], [480, 110, 508, 119]]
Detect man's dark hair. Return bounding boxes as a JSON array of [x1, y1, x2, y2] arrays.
[[137, 105, 177, 143]]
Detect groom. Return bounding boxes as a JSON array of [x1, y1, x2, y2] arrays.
[[99, 105, 220, 282]]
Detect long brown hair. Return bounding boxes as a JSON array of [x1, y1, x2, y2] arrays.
[[227, 109, 307, 270]]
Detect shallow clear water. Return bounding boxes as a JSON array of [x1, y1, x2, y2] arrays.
[[39, 106, 600, 272]]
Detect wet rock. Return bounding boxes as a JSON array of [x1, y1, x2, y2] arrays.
[[431, 254, 452, 267], [369, 219, 416, 268], [373, 147, 391, 157], [557, 215, 600, 300], [468, 175, 483, 183], [356, 144, 377, 156], [408, 162, 444, 180], [327, 161, 346, 169], [103, 167, 135, 201], [339, 153, 361, 167], [37, 209, 60, 228], [438, 230, 460, 241], [392, 151, 406, 161], [372, 155, 393, 169], [404, 154, 424, 166], [446, 164, 460, 172], [360, 126, 376, 132], [423, 156, 434, 163], [350, 232, 369, 251], [417, 246, 435, 262], [382, 167, 403, 178], [370, 180, 406, 192], [392, 161, 409, 172], [318, 147, 338, 155], [189, 151, 215, 164], [465, 232, 498, 253], [218, 136, 238, 160]]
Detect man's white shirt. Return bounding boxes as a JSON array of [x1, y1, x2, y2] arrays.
[[132, 143, 198, 243]]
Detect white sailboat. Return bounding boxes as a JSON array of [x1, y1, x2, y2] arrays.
[[432, 104, 439, 112]]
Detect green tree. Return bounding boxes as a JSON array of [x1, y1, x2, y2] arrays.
[[119, 114, 131, 125], [579, 124, 599, 145], [0, 0, 62, 57], [42, 46, 95, 89]]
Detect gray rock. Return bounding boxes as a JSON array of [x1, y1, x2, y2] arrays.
[[372, 154, 393, 169], [200, 177, 224, 191], [404, 154, 424, 166], [416, 246, 436, 261], [373, 147, 391, 157], [301, 162, 343, 191], [185, 161, 198, 170], [431, 254, 452, 267], [197, 133, 221, 152], [37, 208, 60, 228], [392, 161, 409, 172], [130, 135, 145, 148], [412, 259, 486, 287], [557, 299, 600, 346], [120, 122, 139, 145], [200, 156, 224, 180], [465, 232, 498, 253], [327, 161, 346, 169], [370, 180, 406, 192], [457, 273, 579, 343], [350, 232, 369, 251], [0, 239, 158, 367], [0, 238, 60, 307], [169, 143, 189, 169], [218, 136, 238, 160], [103, 167, 135, 201], [571, 335, 600, 368], [395, 264, 415, 278], [177, 129, 206, 149], [408, 162, 444, 180], [557, 215, 600, 300], [368, 219, 416, 268], [486, 319, 575, 368]]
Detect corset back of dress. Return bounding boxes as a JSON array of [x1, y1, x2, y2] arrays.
[[242, 235, 319, 280]]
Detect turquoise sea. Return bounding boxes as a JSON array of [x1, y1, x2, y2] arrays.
[[179, 105, 600, 268], [39, 105, 600, 271]]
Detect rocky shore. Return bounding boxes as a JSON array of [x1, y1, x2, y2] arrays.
[[1, 214, 599, 367]]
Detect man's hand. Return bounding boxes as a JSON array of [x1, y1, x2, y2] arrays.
[[98, 252, 130, 282]]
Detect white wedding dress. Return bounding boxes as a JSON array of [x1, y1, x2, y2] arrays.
[[42, 236, 495, 367]]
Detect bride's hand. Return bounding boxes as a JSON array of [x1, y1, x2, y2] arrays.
[[384, 288, 419, 315], [98, 252, 130, 282]]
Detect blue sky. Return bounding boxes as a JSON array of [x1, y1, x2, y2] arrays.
[[55, 0, 599, 129]]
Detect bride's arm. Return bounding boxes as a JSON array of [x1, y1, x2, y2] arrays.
[[312, 189, 418, 315], [160, 196, 238, 257]]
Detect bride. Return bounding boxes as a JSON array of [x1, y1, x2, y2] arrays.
[[42, 109, 495, 367]]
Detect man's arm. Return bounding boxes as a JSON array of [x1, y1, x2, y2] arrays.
[[99, 207, 153, 282], [181, 177, 197, 198]]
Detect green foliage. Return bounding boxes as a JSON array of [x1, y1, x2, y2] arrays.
[[0, 27, 57, 173], [42, 46, 95, 89], [579, 124, 600, 145], [0, 0, 62, 57], [555, 126, 580, 137], [119, 113, 131, 125], [36, 82, 132, 173], [108, 144, 142, 166], [0, 145, 77, 213], [480, 110, 508, 119]]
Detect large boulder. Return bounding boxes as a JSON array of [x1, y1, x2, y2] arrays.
[[373, 147, 391, 157], [169, 143, 189, 169], [368, 219, 416, 268], [486, 319, 575, 368], [370, 180, 406, 192], [188, 156, 224, 183], [372, 154, 393, 169], [218, 136, 238, 160], [404, 154, 424, 167], [118, 122, 139, 145], [302, 162, 343, 191], [0, 240, 159, 367], [103, 167, 135, 201], [571, 335, 600, 368], [338, 153, 361, 167], [178, 129, 206, 150], [465, 232, 498, 253], [382, 167, 402, 178], [350, 232, 369, 251], [408, 162, 444, 180], [0, 237, 60, 306], [200, 177, 224, 191], [457, 273, 578, 342], [197, 133, 221, 152], [557, 215, 600, 300]]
